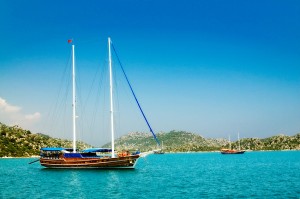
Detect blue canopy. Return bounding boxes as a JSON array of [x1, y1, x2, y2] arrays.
[[81, 148, 112, 153], [41, 147, 65, 151]]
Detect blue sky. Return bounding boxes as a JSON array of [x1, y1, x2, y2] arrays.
[[0, 0, 299, 145]]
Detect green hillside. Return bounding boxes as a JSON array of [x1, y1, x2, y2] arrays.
[[1, 122, 299, 157], [103, 131, 228, 152], [0, 122, 91, 157], [104, 130, 300, 152]]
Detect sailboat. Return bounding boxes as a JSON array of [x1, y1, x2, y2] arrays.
[[154, 141, 164, 154], [220, 133, 245, 154], [39, 38, 159, 168]]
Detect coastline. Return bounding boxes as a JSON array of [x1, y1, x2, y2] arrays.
[[1, 149, 299, 159], [0, 155, 39, 159]]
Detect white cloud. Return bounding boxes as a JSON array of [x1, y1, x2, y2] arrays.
[[0, 97, 21, 113], [25, 112, 41, 121], [0, 97, 41, 129]]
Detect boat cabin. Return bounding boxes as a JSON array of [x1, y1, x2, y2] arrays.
[[40, 147, 113, 159]]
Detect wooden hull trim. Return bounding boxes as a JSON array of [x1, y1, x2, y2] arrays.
[[40, 155, 139, 169], [220, 150, 246, 154]]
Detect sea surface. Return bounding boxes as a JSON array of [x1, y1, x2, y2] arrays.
[[0, 151, 299, 199]]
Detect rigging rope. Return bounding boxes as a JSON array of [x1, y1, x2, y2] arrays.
[[111, 43, 160, 146]]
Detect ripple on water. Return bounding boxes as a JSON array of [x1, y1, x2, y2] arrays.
[[0, 152, 299, 198]]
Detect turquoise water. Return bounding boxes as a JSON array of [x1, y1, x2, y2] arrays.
[[0, 151, 299, 198]]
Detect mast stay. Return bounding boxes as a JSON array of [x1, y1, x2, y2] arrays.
[[110, 41, 160, 146]]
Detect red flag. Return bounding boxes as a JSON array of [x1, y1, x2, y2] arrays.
[[68, 39, 72, 43]]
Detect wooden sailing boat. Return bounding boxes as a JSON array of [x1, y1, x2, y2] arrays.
[[220, 133, 245, 154], [39, 38, 157, 169]]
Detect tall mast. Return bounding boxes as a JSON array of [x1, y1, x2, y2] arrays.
[[229, 135, 231, 150], [108, 37, 115, 158], [72, 44, 76, 153]]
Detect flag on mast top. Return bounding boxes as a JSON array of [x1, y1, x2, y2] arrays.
[[68, 39, 73, 44]]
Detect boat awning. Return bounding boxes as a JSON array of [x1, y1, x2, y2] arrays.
[[41, 147, 65, 151], [81, 148, 112, 153]]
